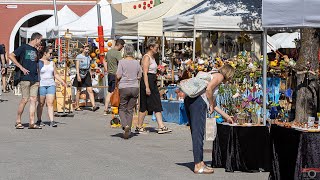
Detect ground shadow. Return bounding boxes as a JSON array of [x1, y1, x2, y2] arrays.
[[111, 132, 139, 139], [42, 121, 67, 126], [176, 161, 212, 172], [145, 127, 157, 133], [0, 99, 9, 102]]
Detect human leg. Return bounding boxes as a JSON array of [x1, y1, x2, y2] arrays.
[[16, 81, 31, 124], [75, 87, 81, 110], [87, 87, 99, 111], [185, 96, 210, 173], [119, 88, 130, 128], [104, 74, 116, 112], [46, 94, 56, 126], [126, 88, 139, 129]]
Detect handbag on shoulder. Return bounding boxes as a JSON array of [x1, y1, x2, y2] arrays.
[[178, 70, 218, 98], [110, 81, 120, 107]]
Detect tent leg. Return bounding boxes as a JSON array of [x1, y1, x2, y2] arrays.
[[192, 28, 196, 61], [137, 35, 140, 57], [263, 28, 268, 126], [161, 32, 165, 65]]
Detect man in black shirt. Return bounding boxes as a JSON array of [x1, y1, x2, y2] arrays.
[[9, 32, 43, 129]]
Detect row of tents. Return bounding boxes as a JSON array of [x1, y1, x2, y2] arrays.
[[20, 0, 320, 47]]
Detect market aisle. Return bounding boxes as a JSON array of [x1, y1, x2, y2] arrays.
[[0, 93, 269, 180]]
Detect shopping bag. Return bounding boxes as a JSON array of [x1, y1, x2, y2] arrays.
[[110, 86, 120, 107], [205, 116, 217, 141]]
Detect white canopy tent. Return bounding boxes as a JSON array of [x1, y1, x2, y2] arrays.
[[115, 0, 201, 37], [163, 0, 262, 32], [163, 0, 262, 63], [267, 35, 279, 53], [272, 32, 300, 49], [262, 0, 320, 28], [261, 0, 320, 126], [47, 0, 126, 38], [20, 6, 79, 39]]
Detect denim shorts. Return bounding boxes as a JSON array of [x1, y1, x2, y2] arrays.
[[39, 85, 56, 96]]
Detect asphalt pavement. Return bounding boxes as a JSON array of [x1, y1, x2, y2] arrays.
[[0, 93, 269, 180]]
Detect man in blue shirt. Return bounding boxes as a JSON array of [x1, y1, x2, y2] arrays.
[[9, 32, 43, 129]]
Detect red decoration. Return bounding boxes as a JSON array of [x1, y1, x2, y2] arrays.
[[143, 1, 146, 5], [97, 26, 105, 61], [143, 6, 146, 10], [147, 4, 150, 7], [150, 0, 153, 4], [133, 5, 136, 9], [138, 4, 141, 8]]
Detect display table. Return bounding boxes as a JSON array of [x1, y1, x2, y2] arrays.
[[160, 100, 188, 125], [212, 123, 271, 172], [269, 125, 320, 180]]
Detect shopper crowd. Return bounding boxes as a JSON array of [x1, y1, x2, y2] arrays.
[[2, 32, 237, 175]]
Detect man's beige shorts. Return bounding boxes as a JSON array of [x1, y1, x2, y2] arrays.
[[20, 81, 39, 99]]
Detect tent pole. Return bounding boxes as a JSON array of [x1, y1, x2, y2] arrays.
[[192, 28, 196, 61], [161, 31, 165, 65], [53, 0, 58, 27], [263, 28, 268, 126], [137, 35, 140, 57]]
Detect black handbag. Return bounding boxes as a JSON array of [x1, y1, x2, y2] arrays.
[[13, 66, 22, 86]]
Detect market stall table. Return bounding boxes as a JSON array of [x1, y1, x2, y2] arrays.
[[160, 100, 188, 125], [212, 123, 271, 172], [269, 124, 320, 180]]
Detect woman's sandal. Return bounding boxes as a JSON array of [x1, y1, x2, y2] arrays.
[[75, 107, 83, 111], [15, 123, 24, 129], [194, 166, 214, 174], [28, 124, 42, 129], [92, 106, 99, 112]]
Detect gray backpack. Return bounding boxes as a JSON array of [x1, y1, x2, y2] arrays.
[[178, 70, 218, 98]]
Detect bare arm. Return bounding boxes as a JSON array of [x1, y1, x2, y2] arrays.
[[0, 54, 5, 67], [1, 54, 5, 74], [9, 53, 23, 70], [103, 59, 108, 73], [53, 63, 66, 85], [206, 73, 224, 107], [116, 61, 122, 80], [75, 60, 80, 78], [9, 52, 29, 75], [142, 56, 150, 89]]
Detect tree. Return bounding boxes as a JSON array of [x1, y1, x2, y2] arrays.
[[294, 28, 319, 122]]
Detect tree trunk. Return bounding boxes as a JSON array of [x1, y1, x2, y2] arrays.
[[295, 28, 319, 122]]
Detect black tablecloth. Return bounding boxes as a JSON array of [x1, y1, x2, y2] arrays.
[[269, 125, 320, 180], [212, 123, 271, 172]]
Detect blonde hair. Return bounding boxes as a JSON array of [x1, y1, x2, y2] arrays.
[[218, 64, 235, 81]]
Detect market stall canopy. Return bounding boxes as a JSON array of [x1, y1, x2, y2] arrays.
[[111, 0, 141, 4], [46, 0, 126, 38], [272, 32, 299, 49], [20, 6, 79, 38], [115, 0, 201, 36], [262, 0, 320, 28], [267, 35, 279, 53], [163, 0, 262, 32]]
